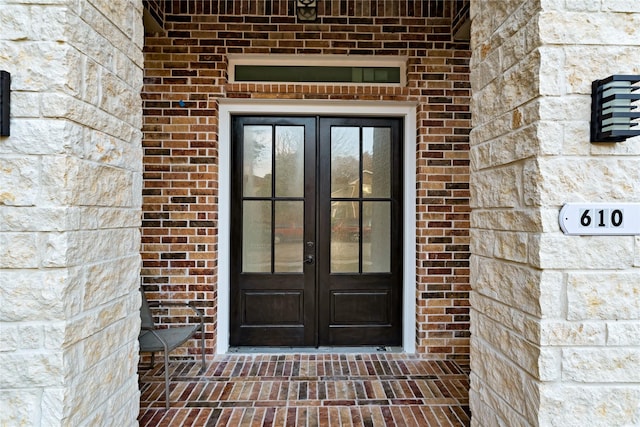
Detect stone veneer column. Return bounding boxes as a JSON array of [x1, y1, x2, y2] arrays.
[[470, 0, 640, 426], [0, 1, 143, 425]]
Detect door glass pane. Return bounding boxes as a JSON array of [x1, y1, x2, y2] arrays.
[[243, 125, 272, 197], [331, 127, 360, 197], [275, 201, 304, 273], [362, 127, 391, 198], [242, 200, 271, 272], [331, 201, 359, 273], [362, 202, 390, 273], [275, 126, 305, 197]]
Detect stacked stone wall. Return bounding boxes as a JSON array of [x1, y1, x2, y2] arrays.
[[470, 0, 640, 425], [141, 2, 472, 359], [0, 0, 144, 425]]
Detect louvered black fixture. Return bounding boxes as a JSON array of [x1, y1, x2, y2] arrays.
[[0, 71, 9, 137], [591, 75, 640, 142]]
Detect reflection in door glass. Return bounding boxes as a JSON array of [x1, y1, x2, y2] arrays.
[[330, 201, 359, 273], [362, 201, 390, 272], [362, 127, 391, 198], [243, 125, 272, 197], [331, 127, 360, 197], [242, 200, 271, 272], [275, 201, 304, 273], [275, 126, 304, 197]]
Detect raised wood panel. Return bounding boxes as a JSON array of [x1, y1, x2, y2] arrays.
[[243, 291, 303, 325], [331, 291, 390, 324]]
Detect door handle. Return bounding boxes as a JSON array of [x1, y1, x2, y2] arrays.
[[304, 254, 314, 264]]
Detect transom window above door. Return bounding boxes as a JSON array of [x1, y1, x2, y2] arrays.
[[228, 54, 407, 85]]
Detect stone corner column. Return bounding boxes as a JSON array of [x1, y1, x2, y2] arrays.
[[469, 0, 640, 426], [0, 1, 144, 425]]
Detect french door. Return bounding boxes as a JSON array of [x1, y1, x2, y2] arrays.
[[230, 116, 403, 346]]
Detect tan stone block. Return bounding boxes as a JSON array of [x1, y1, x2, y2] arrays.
[[0, 351, 63, 388], [558, 120, 591, 156], [538, 270, 566, 318], [85, 255, 140, 310], [0, 269, 80, 321], [9, 92, 40, 118], [469, 143, 491, 173], [538, 346, 561, 381], [476, 309, 540, 376], [470, 337, 530, 420], [0, 390, 41, 426], [41, 388, 65, 426], [567, 271, 640, 320], [82, 315, 140, 369], [540, 321, 606, 345], [471, 292, 526, 338], [532, 234, 634, 269], [591, 136, 640, 156], [603, 0, 640, 12], [563, 0, 601, 12], [538, 96, 589, 121], [494, 231, 528, 262], [41, 157, 136, 208], [470, 165, 521, 208], [0, 41, 71, 92], [501, 50, 541, 110], [540, 11, 640, 45], [0, 233, 38, 268], [607, 322, 640, 346], [472, 256, 542, 316], [0, 207, 80, 232], [79, 207, 141, 229], [41, 232, 70, 268], [0, 323, 44, 351], [470, 229, 494, 257], [539, 47, 565, 95], [563, 348, 640, 382], [471, 208, 543, 232], [563, 46, 640, 95], [88, 129, 143, 170], [490, 124, 539, 166], [65, 342, 139, 426], [0, 158, 39, 207], [44, 322, 66, 349], [540, 385, 640, 427]]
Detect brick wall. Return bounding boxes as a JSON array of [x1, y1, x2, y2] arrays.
[[142, 0, 471, 360]]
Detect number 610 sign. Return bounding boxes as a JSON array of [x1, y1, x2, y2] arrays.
[[559, 203, 640, 235]]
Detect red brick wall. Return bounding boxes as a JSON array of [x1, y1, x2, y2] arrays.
[[142, 0, 470, 361]]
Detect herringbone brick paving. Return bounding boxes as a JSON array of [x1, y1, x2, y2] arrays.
[[139, 353, 470, 426]]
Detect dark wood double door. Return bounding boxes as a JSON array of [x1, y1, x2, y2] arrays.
[[230, 116, 403, 347]]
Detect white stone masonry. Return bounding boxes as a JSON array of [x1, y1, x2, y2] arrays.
[[470, 0, 640, 426], [0, 0, 144, 425]]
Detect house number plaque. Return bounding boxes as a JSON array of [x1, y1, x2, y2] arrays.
[[559, 203, 640, 235]]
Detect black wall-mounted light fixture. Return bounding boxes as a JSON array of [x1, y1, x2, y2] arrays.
[[296, 0, 318, 22], [591, 74, 640, 142], [0, 71, 10, 137]]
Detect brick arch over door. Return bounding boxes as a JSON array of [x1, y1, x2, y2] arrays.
[[141, 0, 471, 360]]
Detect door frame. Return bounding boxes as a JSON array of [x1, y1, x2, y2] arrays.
[[217, 99, 417, 354]]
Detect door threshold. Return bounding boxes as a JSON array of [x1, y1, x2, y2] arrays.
[[228, 346, 403, 354]]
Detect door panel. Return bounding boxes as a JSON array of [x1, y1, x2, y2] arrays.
[[231, 116, 316, 346], [318, 117, 402, 346], [231, 116, 402, 347]]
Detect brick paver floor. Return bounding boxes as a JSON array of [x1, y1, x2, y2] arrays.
[[138, 352, 470, 426]]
